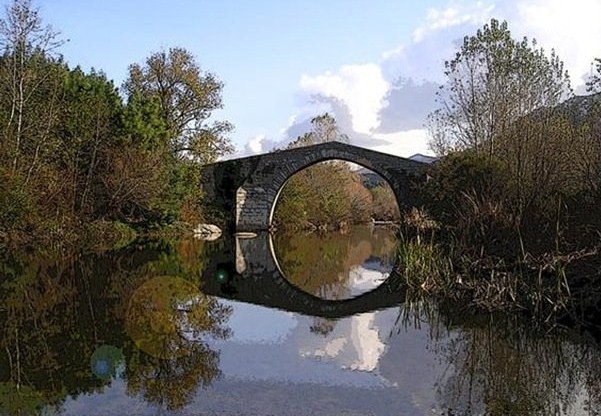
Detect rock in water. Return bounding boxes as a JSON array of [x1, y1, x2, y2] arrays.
[[193, 224, 222, 241]]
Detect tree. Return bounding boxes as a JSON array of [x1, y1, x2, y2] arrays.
[[123, 47, 233, 163], [60, 67, 123, 216], [371, 185, 400, 221], [587, 58, 601, 93], [0, 0, 65, 172], [287, 113, 349, 148], [427, 19, 571, 156]]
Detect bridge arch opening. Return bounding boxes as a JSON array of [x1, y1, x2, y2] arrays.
[[270, 159, 400, 231], [268, 158, 400, 301]]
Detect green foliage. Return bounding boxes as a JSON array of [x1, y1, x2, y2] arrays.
[[120, 92, 169, 150], [0, 382, 45, 416], [428, 18, 571, 156], [123, 47, 233, 163], [274, 162, 355, 230], [424, 19, 601, 256], [422, 152, 509, 220], [0, 168, 36, 231], [421, 152, 520, 256], [0, 2, 234, 244], [396, 230, 453, 293]]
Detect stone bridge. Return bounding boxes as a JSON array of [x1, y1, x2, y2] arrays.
[[201, 141, 428, 232], [200, 233, 408, 319]]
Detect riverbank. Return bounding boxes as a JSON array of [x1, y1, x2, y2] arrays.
[[272, 219, 400, 233], [0, 219, 194, 253], [395, 213, 601, 327]]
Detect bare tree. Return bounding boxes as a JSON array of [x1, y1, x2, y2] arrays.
[[0, 0, 65, 172]]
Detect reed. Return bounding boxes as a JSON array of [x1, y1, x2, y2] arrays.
[[395, 206, 600, 325]]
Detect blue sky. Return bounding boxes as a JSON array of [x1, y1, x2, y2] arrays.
[[6, 0, 601, 158]]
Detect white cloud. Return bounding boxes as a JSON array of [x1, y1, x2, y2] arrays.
[[247, 134, 266, 154], [244, 0, 601, 160], [371, 130, 434, 158], [413, 1, 496, 42], [514, 0, 601, 90], [299, 64, 389, 134]]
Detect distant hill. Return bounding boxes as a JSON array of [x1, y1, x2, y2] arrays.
[[357, 168, 386, 189], [408, 153, 438, 164], [520, 92, 601, 127], [356, 153, 437, 189]]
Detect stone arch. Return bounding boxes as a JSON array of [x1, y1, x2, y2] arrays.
[[201, 141, 428, 232], [267, 154, 405, 228]]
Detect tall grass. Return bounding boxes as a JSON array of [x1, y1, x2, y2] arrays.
[[395, 206, 600, 325]]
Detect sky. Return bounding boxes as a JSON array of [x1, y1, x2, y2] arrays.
[[8, 0, 601, 159]]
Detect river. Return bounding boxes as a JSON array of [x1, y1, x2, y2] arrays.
[[0, 226, 600, 415]]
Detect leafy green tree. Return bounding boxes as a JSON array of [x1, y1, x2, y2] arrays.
[[60, 67, 123, 216], [120, 92, 169, 150], [120, 47, 234, 226], [123, 47, 233, 163], [427, 19, 571, 156]]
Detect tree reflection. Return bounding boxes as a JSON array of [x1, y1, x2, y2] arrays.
[[273, 226, 397, 300], [423, 307, 601, 415], [0, 239, 231, 413], [124, 275, 231, 410], [125, 345, 221, 411]]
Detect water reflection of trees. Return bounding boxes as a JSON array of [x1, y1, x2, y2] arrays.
[[399, 302, 601, 415], [273, 226, 397, 300], [0, 239, 231, 414]]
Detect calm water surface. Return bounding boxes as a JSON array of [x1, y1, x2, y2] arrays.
[[1, 226, 600, 415]]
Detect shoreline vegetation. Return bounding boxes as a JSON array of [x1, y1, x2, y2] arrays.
[[396, 206, 600, 328], [1, 2, 600, 332], [391, 19, 601, 329], [0, 1, 233, 252]]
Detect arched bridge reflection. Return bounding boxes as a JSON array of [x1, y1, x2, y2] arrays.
[[200, 233, 407, 319]]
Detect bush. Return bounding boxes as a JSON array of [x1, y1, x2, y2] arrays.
[[0, 169, 37, 232], [421, 152, 519, 257]]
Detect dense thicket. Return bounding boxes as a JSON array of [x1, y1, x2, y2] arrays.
[[424, 19, 601, 256], [0, 0, 232, 245], [402, 19, 601, 323]]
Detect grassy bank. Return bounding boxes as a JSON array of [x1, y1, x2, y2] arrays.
[[396, 207, 601, 327]]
